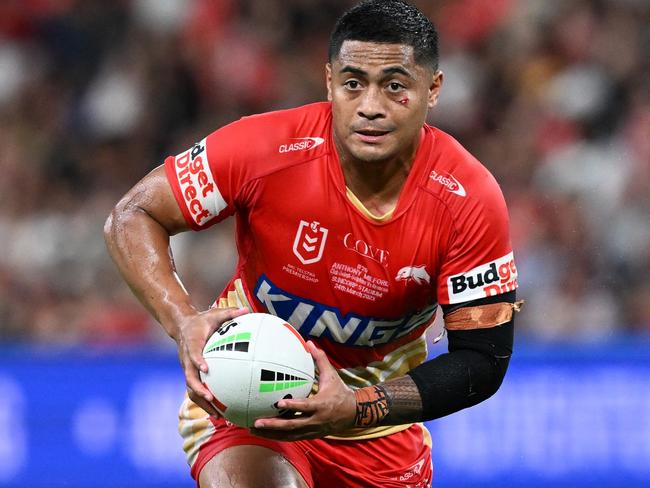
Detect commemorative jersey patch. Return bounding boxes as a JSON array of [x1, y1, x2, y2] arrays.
[[446, 251, 517, 303], [173, 137, 227, 227]]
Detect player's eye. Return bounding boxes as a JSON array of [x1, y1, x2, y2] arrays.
[[344, 80, 361, 90], [387, 82, 405, 92]]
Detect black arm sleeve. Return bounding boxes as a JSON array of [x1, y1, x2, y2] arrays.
[[406, 290, 516, 421]]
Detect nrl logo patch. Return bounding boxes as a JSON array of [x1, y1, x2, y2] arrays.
[[293, 220, 328, 265]]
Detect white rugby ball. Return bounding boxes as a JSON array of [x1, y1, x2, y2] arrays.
[[200, 313, 315, 427]]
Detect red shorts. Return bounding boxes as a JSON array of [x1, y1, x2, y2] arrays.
[[190, 416, 433, 488]]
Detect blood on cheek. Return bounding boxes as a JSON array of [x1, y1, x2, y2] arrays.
[[399, 97, 409, 106]]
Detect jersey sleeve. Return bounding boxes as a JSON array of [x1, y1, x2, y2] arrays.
[[163, 116, 276, 231], [436, 176, 517, 305], [163, 103, 331, 231], [164, 114, 277, 231], [163, 132, 232, 230]]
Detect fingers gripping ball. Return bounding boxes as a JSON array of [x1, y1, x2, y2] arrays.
[[200, 313, 315, 427]]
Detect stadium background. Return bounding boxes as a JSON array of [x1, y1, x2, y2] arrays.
[[0, 0, 648, 486]]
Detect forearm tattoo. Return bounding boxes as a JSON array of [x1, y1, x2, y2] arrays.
[[381, 375, 423, 424], [353, 376, 424, 427], [354, 385, 391, 427]]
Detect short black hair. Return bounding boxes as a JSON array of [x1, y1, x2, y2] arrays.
[[328, 0, 439, 70]]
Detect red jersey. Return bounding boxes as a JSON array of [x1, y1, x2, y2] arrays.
[[165, 102, 517, 390]]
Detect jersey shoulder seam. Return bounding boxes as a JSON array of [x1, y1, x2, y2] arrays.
[[418, 185, 463, 238]]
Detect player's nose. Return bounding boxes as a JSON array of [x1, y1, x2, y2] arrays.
[[357, 86, 386, 120]]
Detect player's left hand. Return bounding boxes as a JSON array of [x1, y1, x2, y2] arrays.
[[250, 340, 357, 440]]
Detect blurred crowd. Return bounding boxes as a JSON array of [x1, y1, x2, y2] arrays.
[[0, 0, 648, 345]]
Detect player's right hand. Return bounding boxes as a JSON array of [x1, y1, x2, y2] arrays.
[[175, 306, 249, 416]]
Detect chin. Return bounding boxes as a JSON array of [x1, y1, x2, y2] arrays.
[[349, 143, 396, 164]]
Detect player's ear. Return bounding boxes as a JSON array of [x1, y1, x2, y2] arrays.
[[427, 70, 443, 108], [326, 63, 333, 102]]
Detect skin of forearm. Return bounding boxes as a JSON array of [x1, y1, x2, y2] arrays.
[[380, 375, 423, 424], [353, 348, 507, 427], [104, 202, 196, 341]]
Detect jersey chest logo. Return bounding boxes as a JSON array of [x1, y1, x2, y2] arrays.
[[293, 220, 329, 265], [255, 275, 436, 346], [395, 265, 431, 285]]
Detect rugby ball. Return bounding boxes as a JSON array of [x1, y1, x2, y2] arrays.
[[200, 313, 315, 427]]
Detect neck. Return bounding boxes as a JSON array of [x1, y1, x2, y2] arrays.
[[335, 137, 419, 216]]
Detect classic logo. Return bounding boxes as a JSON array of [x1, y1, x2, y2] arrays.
[[274, 394, 294, 415], [395, 265, 431, 285], [429, 170, 466, 197], [447, 251, 518, 303], [216, 319, 238, 335], [279, 137, 325, 153], [173, 137, 227, 226], [343, 233, 389, 266], [293, 220, 329, 265]]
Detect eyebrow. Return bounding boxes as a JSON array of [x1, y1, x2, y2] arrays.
[[339, 65, 415, 80]]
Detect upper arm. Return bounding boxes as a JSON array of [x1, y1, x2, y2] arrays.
[[111, 165, 190, 236], [442, 291, 517, 358], [436, 177, 517, 307]]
